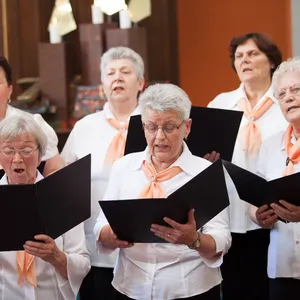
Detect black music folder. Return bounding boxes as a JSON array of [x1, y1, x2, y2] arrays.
[[99, 159, 229, 243], [0, 154, 91, 251], [222, 160, 300, 207], [124, 106, 243, 162]]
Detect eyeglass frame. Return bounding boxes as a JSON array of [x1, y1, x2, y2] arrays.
[[274, 83, 300, 101], [0, 147, 39, 158], [142, 120, 186, 135]]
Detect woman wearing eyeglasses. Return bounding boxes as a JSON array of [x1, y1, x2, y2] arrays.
[[249, 57, 300, 300], [0, 114, 90, 300], [94, 83, 231, 300], [207, 33, 288, 300]]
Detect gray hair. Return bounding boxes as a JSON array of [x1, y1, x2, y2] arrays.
[[100, 46, 144, 81], [272, 57, 300, 90], [0, 114, 47, 159], [139, 83, 192, 121]]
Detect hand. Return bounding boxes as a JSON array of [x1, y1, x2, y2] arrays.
[[255, 204, 278, 229], [99, 225, 134, 249], [203, 151, 220, 162], [24, 234, 66, 267], [270, 200, 300, 222], [150, 209, 198, 247]]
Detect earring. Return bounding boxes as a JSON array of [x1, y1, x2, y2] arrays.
[[7, 98, 11, 104]]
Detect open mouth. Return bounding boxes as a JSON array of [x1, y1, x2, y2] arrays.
[[242, 68, 252, 73], [113, 86, 124, 92], [287, 106, 300, 112], [14, 168, 25, 174]]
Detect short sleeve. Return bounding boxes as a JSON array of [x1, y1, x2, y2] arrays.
[[32, 114, 59, 161]]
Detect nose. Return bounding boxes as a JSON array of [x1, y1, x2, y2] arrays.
[[155, 127, 166, 139], [12, 151, 23, 162], [113, 71, 124, 81]]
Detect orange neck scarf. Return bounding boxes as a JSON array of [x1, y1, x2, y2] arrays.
[[17, 251, 37, 287], [237, 97, 274, 155], [284, 124, 300, 176], [104, 118, 129, 165], [139, 160, 182, 198]]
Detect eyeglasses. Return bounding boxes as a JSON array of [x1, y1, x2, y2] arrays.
[[274, 84, 300, 101], [142, 121, 185, 135], [0, 147, 38, 158]]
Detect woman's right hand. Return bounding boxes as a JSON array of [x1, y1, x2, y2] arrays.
[[255, 204, 278, 229], [99, 225, 134, 249]]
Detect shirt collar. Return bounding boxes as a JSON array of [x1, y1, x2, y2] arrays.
[[103, 102, 140, 121], [129, 142, 201, 176], [229, 83, 278, 108], [0, 170, 43, 184], [280, 131, 296, 151]]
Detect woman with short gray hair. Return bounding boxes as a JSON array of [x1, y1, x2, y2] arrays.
[[61, 46, 145, 299], [94, 83, 231, 300], [249, 56, 300, 300], [0, 115, 90, 300]]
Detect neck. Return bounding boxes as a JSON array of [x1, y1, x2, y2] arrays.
[[244, 78, 271, 107], [150, 145, 183, 172], [0, 104, 7, 120], [109, 99, 138, 122], [292, 124, 300, 140]]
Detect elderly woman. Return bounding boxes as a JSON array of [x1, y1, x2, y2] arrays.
[[207, 32, 288, 300], [249, 57, 300, 300], [0, 114, 90, 300], [94, 83, 231, 300], [61, 46, 145, 299], [0, 56, 63, 175]]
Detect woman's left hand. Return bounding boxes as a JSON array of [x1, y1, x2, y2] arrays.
[[270, 200, 300, 222], [24, 234, 67, 271], [150, 209, 198, 246]]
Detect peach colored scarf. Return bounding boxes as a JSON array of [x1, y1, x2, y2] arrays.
[[238, 97, 274, 155], [17, 251, 37, 287], [104, 118, 129, 165], [284, 125, 300, 176], [139, 160, 182, 198]]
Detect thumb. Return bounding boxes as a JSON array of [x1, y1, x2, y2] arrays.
[[188, 209, 195, 224]]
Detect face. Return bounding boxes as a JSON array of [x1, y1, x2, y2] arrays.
[[102, 59, 144, 103], [276, 71, 300, 125], [234, 39, 274, 84], [0, 67, 12, 105], [0, 134, 40, 184], [143, 109, 192, 165]]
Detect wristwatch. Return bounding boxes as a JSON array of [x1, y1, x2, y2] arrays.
[[189, 231, 201, 249]]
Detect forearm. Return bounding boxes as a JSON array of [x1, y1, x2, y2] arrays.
[[196, 233, 218, 259], [51, 251, 68, 279], [249, 205, 259, 225]]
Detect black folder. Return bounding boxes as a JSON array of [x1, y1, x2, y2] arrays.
[[99, 159, 229, 243], [222, 160, 300, 208], [0, 154, 91, 251], [124, 106, 243, 162]]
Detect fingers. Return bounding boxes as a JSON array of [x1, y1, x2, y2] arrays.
[[187, 209, 196, 224], [203, 151, 220, 162], [256, 204, 269, 215], [260, 213, 278, 228], [278, 200, 297, 211]]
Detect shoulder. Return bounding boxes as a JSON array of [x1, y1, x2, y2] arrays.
[[208, 88, 241, 109], [112, 151, 145, 171], [71, 111, 105, 134]]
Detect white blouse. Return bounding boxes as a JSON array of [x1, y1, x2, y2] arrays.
[[208, 83, 288, 233], [257, 132, 300, 279], [0, 172, 90, 300], [61, 102, 140, 268], [6, 105, 59, 161], [94, 143, 231, 300]]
